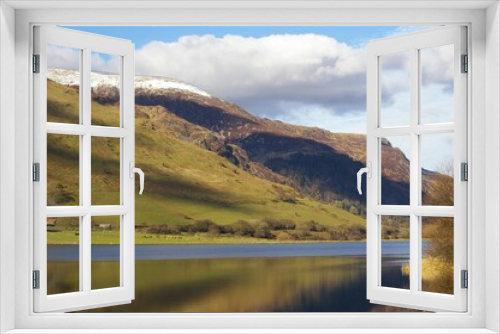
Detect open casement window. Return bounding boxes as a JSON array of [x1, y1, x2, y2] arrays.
[[33, 26, 139, 312], [364, 26, 467, 312]]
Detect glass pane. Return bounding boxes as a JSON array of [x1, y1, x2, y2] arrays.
[[91, 52, 121, 127], [47, 134, 80, 206], [381, 216, 410, 290], [91, 137, 121, 205], [91, 216, 121, 290], [421, 217, 454, 294], [47, 217, 80, 295], [420, 45, 454, 124], [381, 136, 410, 205], [421, 133, 454, 206], [380, 51, 410, 128], [46, 44, 81, 124]]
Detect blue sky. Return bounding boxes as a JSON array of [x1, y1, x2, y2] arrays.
[[66, 26, 413, 48]]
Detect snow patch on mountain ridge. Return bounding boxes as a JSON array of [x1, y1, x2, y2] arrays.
[[47, 69, 211, 97]]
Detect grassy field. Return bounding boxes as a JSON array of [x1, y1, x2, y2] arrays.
[[47, 80, 366, 244]]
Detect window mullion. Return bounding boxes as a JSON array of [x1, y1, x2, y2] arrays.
[[372, 126, 411, 137], [45, 206, 128, 217], [409, 47, 420, 295], [78, 48, 84, 293], [46, 123, 129, 138], [413, 123, 454, 135], [46, 123, 87, 135], [82, 47, 92, 294], [373, 205, 454, 217], [372, 124, 454, 138]]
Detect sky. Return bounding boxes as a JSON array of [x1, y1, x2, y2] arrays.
[[66, 26, 423, 49], [55, 26, 453, 170]]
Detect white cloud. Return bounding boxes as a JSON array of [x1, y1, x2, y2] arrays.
[[134, 33, 367, 117], [421, 133, 454, 171], [90, 52, 120, 74], [421, 44, 454, 86], [47, 45, 120, 74], [47, 45, 80, 70]]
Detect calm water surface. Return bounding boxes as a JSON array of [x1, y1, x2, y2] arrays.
[[49, 241, 412, 261], [47, 242, 415, 312]]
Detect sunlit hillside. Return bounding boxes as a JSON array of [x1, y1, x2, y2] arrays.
[[46, 79, 369, 244]]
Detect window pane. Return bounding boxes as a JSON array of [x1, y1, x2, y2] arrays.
[[47, 44, 81, 124], [91, 137, 121, 205], [91, 52, 121, 127], [47, 134, 80, 206], [380, 51, 410, 128], [381, 216, 410, 290], [421, 133, 454, 206], [420, 45, 454, 125], [47, 217, 80, 295], [421, 217, 454, 295], [381, 136, 410, 205], [91, 216, 121, 290]]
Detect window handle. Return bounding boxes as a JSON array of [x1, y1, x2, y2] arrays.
[[129, 162, 145, 195], [357, 162, 371, 195]]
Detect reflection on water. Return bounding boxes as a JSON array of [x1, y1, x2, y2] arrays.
[[48, 242, 416, 312]]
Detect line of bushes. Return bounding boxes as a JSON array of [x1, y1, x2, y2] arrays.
[[137, 218, 371, 242]]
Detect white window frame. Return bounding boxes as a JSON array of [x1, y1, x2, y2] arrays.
[[366, 26, 468, 312], [0, 1, 498, 333], [33, 26, 136, 313]]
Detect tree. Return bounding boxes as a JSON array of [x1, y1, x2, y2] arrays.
[[423, 160, 453, 206], [421, 159, 454, 294], [230, 220, 255, 236]]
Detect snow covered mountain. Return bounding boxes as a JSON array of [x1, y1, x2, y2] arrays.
[[47, 69, 211, 98]]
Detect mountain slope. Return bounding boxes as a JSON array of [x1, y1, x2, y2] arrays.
[[48, 70, 442, 215], [46, 79, 365, 233]]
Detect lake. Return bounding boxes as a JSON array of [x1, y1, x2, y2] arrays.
[[47, 241, 417, 312]]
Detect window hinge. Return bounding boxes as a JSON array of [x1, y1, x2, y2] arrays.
[[461, 270, 468, 289], [33, 54, 40, 73], [33, 270, 40, 289], [461, 54, 468, 73], [461, 162, 468, 181], [33, 163, 40, 182]]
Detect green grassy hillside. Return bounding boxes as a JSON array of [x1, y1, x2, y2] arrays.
[[47, 80, 366, 244]]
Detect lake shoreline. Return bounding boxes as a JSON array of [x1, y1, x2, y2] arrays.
[[47, 239, 411, 246], [49, 231, 410, 245]]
